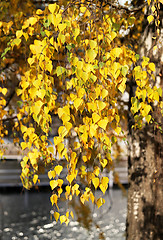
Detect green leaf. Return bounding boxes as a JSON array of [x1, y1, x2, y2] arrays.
[[56, 66, 66, 76], [1, 47, 10, 58], [121, 65, 128, 77], [128, 17, 135, 25]]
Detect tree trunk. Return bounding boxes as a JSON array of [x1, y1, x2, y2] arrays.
[[126, 119, 163, 239], [126, 2, 163, 238]]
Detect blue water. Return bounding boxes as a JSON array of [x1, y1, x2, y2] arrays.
[[0, 189, 127, 240]]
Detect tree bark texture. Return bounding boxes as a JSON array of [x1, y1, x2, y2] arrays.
[[127, 120, 163, 240]]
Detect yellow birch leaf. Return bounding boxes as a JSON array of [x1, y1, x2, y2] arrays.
[[77, 88, 85, 98], [94, 166, 100, 176], [74, 98, 83, 110], [28, 17, 38, 26], [30, 44, 42, 55], [101, 89, 108, 99], [58, 108, 64, 118], [48, 170, 55, 179], [37, 89, 46, 100], [23, 32, 29, 41], [95, 87, 101, 98], [115, 127, 121, 135], [50, 194, 58, 206], [74, 28, 80, 40], [97, 101, 106, 111], [29, 157, 37, 166], [70, 211, 74, 219], [82, 156, 87, 162], [81, 71, 89, 82], [148, 63, 155, 72], [34, 100, 44, 114], [58, 126, 68, 137], [90, 124, 98, 137], [58, 187, 63, 196], [74, 142, 80, 149], [151, 6, 155, 12], [86, 49, 97, 62], [33, 175, 38, 184], [89, 40, 97, 49], [98, 118, 108, 130], [65, 122, 72, 132], [145, 115, 152, 123], [12, 38, 21, 47], [81, 132, 88, 144], [54, 41, 58, 51], [80, 6, 87, 13], [101, 177, 109, 187], [29, 87, 37, 99], [57, 178, 63, 186], [58, 33, 65, 44], [100, 159, 108, 168], [92, 177, 100, 189], [147, 15, 154, 24], [110, 47, 122, 58], [76, 189, 80, 196], [54, 212, 60, 222], [62, 114, 70, 124], [21, 142, 28, 150], [111, 31, 117, 40], [36, 9, 43, 15], [2, 88, 7, 95], [50, 180, 58, 190], [58, 23, 67, 32], [153, 91, 159, 102], [21, 81, 29, 90], [55, 165, 63, 176], [89, 192, 95, 203], [92, 113, 101, 123], [16, 30, 23, 38], [66, 186, 71, 195], [16, 89, 22, 96], [99, 184, 107, 194], [60, 215, 67, 224], [142, 104, 151, 116], [67, 174, 74, 184], [96, 197, 105, 208], [57, 142, 64, 154], [54, 137, 62, 146], [28, 57, 35, 65], [48, 3, 57, 14], [33, 78, 41, 88], [118, 78, 127, 93]]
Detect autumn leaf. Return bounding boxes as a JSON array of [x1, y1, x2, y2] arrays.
[[48, 3, 57, 14], [54, 212, 60, 222], [92, 177, 100, 189], [55, 165, 63, 176], [147, 15, 154, 24], [96, 198, 105, 208], [50, 180, 58, 190]]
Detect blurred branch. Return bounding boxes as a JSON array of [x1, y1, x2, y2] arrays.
[[103, 1, 147, 12]]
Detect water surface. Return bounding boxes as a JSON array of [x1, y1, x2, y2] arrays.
[[0, 189, 127, 240]]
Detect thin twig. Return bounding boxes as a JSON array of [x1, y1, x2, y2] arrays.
[[103, 2, 147, 13]]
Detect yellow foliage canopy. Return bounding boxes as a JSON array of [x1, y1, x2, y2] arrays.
[[0, 0, 162, 225]]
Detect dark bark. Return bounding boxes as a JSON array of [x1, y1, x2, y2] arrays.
[[127, 117, 163, 239]]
